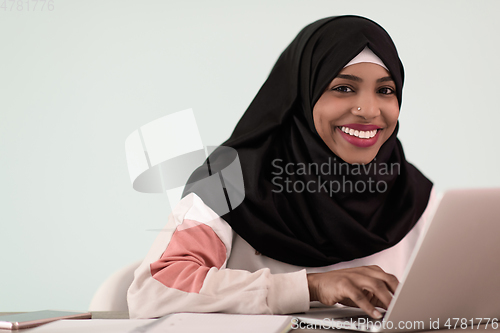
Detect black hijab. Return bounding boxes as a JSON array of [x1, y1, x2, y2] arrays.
[[183, 15, 433, 267]]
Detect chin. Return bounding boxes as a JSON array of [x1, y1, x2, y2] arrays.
[[338, 151, 377, 165], [343, 158, 374, 165]]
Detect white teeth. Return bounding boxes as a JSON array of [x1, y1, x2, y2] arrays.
[[340, 126, 378, 139]]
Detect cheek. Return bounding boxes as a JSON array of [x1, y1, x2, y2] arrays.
[[312, 98, 328, 134], [313, 95, 342, 126], [389, 111, 399, 128], [380, 102, 399, 141], [312, 109, 322, 134], [313, 112, 331, 142], [386, 103, 400, 128]]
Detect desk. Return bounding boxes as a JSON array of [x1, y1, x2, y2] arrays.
[[1, 312, 498, 332], [0, 312, 129, 332], [0, 311, 128, 319]]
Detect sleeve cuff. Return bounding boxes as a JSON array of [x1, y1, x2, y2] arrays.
[[267, 269, 310, 314]]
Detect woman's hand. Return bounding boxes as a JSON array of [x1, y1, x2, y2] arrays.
[[307, 265, 399, 319]]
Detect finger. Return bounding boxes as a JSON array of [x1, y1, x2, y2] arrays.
[[353, 275, 394, 310], [344, 284, 383, 319], [363, 290, 374, 302], [363, 283, 393, 310], [369, 296, 387, 309], [362, 266, 400, 294]]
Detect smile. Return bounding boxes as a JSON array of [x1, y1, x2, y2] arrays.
[[337, 124, 382, 148], [340, 126, 379, 139]]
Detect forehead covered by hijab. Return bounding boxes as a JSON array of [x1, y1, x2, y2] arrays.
[[294, 16, 404, 114]]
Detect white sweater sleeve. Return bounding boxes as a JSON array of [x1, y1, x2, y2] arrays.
[[127, 193, 310, 319]]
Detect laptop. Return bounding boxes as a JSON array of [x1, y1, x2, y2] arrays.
[[296, 188, 500, 331]]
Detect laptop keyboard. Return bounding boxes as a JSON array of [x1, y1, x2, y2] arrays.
[[337, 313, 385, 321]]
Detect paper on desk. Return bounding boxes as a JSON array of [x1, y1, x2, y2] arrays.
[[147, 313, 293, 333], [27, 314, 292, 333], [26, 319, 157, 333]]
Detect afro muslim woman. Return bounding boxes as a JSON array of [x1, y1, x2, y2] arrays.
[[127, 15, 435, 320]]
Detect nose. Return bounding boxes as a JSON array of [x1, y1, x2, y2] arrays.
[[352, 92, 380, 120]]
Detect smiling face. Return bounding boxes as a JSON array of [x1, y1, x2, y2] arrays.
[[313, 62, 400, 164]]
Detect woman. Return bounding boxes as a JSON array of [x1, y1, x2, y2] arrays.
[[127, 15, 434, 320]]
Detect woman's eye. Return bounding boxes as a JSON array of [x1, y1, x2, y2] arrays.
[[332, 86, 353, 93], [378, 87, 395, 95]]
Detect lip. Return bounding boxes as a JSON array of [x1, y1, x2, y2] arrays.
[[341, 123, 382, 131], [337, 126, 381, 148]]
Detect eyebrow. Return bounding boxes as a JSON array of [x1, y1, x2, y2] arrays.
[[335, 74, 394, 83], [377, 76, 394, 83]]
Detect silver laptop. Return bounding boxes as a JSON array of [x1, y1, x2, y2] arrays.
[[296, 188, 500, 331]]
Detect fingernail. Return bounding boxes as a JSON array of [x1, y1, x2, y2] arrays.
[[373, 310, 382, 319]]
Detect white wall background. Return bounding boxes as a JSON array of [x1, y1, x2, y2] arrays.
[[1, 0, 499, 311]]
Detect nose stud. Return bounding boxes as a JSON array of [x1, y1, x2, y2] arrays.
[[355, 107, 366, 119]]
